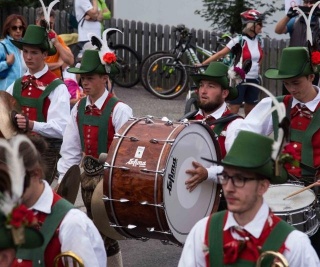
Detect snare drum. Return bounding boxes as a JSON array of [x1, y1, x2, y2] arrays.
[[264, 184, 319, 236], [103, 117, 221, 245]]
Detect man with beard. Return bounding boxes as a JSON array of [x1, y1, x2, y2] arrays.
[[183, 62, 243, 192]]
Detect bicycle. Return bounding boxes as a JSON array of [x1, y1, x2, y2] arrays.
[[142, 25, 231, 100]]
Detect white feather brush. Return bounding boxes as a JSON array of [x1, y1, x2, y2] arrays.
[[293, 1, 320, 46], [87, 28, 122, 72], [39, 0, 60, 29], [0, 135, 37, 216]]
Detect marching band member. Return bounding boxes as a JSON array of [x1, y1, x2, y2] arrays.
[[183, 62, 243, 194], [56, 42, 132, 265], [0, 136, 43, 267], [9, 135, 106, 267], [6, 24, 70, 185], [236, 46, 320, 255], [178, 131, 320, 267]]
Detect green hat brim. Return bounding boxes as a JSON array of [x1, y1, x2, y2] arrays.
[[202, 157, 287, 184], [190, 74, 238, 101], [68, 64, 119, 75], [10, 40, 56, 56]]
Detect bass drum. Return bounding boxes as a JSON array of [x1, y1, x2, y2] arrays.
[[103, 117, 221, 246]]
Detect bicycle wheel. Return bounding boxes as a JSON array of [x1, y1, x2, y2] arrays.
[[112, 44, 142, 88], [145, 54, 188, 99], [140, 51, 168, 90]]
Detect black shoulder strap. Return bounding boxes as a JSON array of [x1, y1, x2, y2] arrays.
[[178, 110, 198, 121], [0, 42, 9, 55]]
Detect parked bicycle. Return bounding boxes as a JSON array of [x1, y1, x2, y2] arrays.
[[140, 25, 231, 101], [63, 29, 142, 88]]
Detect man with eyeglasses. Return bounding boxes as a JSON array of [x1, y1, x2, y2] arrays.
[[35, 7, 74, 79], [178, 130, 319, 266]]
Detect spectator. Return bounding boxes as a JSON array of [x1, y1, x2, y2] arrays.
[[200, 10, 264, 116], [275, 0, 320, 88], [0, 14, 27, 90], [35, 7, 74, 79], [75, 0, 101, 57], [97, 0, 112, 32]]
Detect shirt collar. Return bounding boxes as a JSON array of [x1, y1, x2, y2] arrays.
[[291, 86, 320, 112], [30, 180, 53, 214], [25, 65, 49, 80], [85, 89, 108, 109], [195, 102, 227, 119], [224, 200, 269, 239]]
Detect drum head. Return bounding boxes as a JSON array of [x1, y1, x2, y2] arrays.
[[264, 184, 316, 212], [163, 123, 220, 244]]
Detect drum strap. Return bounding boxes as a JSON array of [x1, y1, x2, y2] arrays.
[[13, 78, 64, 122], [78, 96, 119, 155], [16, 198, 73, 267], [207, 211, 294, 267]]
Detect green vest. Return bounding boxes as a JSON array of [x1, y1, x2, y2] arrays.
[[208, 210, 295, 267], [16, 198, 73, 267], [13, 78, 64, 122], [77, 96, 119, 155], [272, 95, 320, 176]]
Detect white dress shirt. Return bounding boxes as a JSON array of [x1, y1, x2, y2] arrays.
[[6, 65, 71, 139], [178, 201, 320, 267], [195, 102, 243, 181], [22, 181, 107, 267], [57, 89, 133, 182], [234, 86, 320, 138]]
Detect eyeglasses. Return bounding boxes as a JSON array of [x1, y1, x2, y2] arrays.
[[11, 26, 24, 31], [217, 172, 257, 188]]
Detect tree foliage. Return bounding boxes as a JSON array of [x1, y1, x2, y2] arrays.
[[195, 0, 283, 34]]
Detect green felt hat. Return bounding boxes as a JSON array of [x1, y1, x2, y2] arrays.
[[190, 62, 238, 101], [10, 25, 56, 56], [0, 212, 44, 249], [204, 131, 288, 184], [265, 47, 315, 79], [68, 50, 119, 75]]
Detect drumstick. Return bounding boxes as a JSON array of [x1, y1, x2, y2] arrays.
[[283, 181, 319, 200]]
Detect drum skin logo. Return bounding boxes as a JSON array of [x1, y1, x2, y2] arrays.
[[167, 157, 178, 195], [126, 158, 146, 167]]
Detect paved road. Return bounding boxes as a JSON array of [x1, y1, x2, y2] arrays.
[[66, 84, 188, 267]]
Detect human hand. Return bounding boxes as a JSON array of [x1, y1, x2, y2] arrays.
[[6, 54, 15, 65], [15, 114, 33, 131], [194, 63, 202, 67], [185, 161, 208, 192], [286, 7, 299, 19]]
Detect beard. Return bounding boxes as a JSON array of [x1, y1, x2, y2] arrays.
[[197, 95, 224, 114]]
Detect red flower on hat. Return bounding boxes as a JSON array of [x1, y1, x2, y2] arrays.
[[9, 204, 37, 228], [279, 143, 300, 168], [48, 31, 55, 40], [103, 52, 117, 64], [311, 51, 320, 65]]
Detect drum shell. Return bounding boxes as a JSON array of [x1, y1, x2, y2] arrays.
[[103, 118, 221, 245]]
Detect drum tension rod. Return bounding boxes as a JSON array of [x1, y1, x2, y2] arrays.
[[140, 168, 165, 175], [110, 223, 137, 229], [102, 196, 130, 202], [101, 162, 130, 171], [147, 227, 172, 235], [149, 138, 174, 144], [114, 133, 139, 142], [139, 201, 164, 208]]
